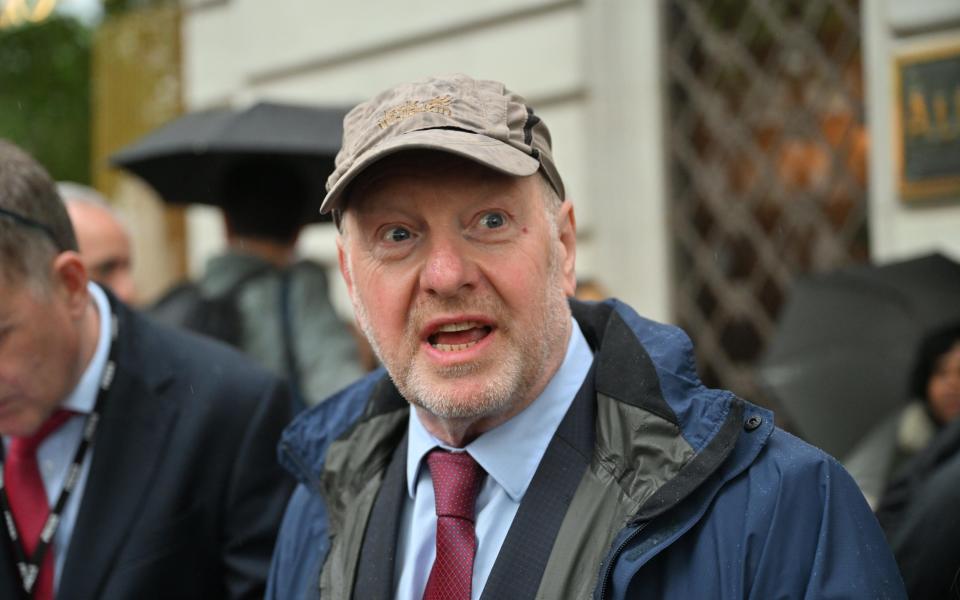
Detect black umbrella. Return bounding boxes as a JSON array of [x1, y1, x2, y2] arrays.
[[110, 101, 348, 221], [759, 252, 960, 459]]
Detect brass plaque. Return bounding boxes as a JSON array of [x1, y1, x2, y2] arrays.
[[896, 42, 960, 200]]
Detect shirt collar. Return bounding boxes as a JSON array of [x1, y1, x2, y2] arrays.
[[60, 283, 112, 415], [406, 317, 593, 501]]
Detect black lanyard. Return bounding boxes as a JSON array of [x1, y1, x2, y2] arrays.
[[0, 312, 117, 598]]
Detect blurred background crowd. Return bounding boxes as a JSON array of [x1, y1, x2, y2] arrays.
[[2, 0, 959, 596]]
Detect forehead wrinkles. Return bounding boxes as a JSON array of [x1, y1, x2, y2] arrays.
[[346, 151, 538, 209]]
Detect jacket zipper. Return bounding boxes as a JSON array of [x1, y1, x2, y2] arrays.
[[597, 521, 648, 600]]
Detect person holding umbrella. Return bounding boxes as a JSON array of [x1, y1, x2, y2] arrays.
[[151, 157, 365, 409], [113, 102, 367, 409], [857, 323, 960, 598], [877, 419, 960, 599], [759, 252, 960, 462], [844, 322, 960, 508]]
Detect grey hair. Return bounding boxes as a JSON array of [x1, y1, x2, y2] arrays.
[[0, 140, 78, 288], [58, 181, 111, 208], [58, 181, 130, 231], [538, 171, 562, 210]]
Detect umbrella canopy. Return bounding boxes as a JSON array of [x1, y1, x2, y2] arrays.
[[110, 101, 349, 221], [759, 252, 960, 459]]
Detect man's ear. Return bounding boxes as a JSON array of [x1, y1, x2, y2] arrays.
[[556, 200, 577, 297], [51, 251, 90, 318], [336, 236, 355, 300]]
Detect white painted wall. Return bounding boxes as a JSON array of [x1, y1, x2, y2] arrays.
[[864, 0, 960, 263], [583, 0, 671, 322], [173, 0, 960, 326], [184, 0, 570, 107], [179, 0, 674, 322]]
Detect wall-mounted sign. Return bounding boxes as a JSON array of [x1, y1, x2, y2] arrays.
[[896, 42, 960, 201], [0, 0, 57, 29]]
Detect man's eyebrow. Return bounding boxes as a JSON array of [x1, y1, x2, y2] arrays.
[[352, 201, 415, 218]]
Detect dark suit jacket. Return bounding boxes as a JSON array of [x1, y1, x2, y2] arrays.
[[0, 295, 294, 600]]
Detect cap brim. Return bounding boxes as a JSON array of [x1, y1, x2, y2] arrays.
[[320, 128, 540, 214]]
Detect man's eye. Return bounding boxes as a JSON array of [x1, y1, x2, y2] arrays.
[[381, 226, 412, 243], [479, 212, 506, 229]]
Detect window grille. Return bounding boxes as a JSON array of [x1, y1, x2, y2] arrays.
[[665, 0, 868, 415]]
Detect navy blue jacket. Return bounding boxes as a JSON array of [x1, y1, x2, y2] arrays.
[[267, 299, 905, 599]]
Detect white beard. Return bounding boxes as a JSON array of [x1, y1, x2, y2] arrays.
[[349, 243, 571, 422]]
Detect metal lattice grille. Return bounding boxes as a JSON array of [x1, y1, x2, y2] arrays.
[[666, 0, 868, 413]]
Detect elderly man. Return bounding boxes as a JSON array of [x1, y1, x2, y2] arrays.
[[266, 74, 904, 599], [0, 139, 292, 600], [58, 182, 137, 304]]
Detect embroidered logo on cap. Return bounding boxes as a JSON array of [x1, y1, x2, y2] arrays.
[[377, 95, 453, 129]]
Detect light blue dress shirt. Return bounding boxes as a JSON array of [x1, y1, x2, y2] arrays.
[[2, 283, 110, 594], [395, 317, 593, 600]]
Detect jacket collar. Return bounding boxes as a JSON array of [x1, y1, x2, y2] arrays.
[[576, 299, 760, 456], [280, 298, 771, 499], [279, 368, 397, 489]]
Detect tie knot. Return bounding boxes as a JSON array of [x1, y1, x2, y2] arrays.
[[426, 449, 484, 521], [9, 409, 74, 457]]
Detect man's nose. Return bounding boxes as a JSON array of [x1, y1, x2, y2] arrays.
[[419, 235, 476, 298]]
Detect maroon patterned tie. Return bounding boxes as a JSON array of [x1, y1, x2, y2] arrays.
[[423, 449, 485, 600]]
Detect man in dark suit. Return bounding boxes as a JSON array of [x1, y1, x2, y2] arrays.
[[0, 138, 293, 599]]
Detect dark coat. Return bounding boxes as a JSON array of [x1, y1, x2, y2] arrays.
[[267, 299, 904, 599], [879, 417, 960, 598], [0, 295, 294, 600]]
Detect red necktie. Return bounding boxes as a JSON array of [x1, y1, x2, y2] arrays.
[[423, 449, 485, 600], [5, 409, 73, 600]]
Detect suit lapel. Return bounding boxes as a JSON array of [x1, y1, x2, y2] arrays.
[[479, 362, 597, 600], [0, 531, 25, 600], [352, 435, 408, 599], [58, 307, 180, 600]]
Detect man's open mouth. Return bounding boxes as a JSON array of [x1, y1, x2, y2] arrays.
[[427, 321, 493, 352]]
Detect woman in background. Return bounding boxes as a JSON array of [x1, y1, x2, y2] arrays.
[[843, 322, 960, 508]]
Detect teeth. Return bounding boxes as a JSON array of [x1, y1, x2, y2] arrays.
[[434, 341, 479, 352], [435, 321, 480, 333]]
